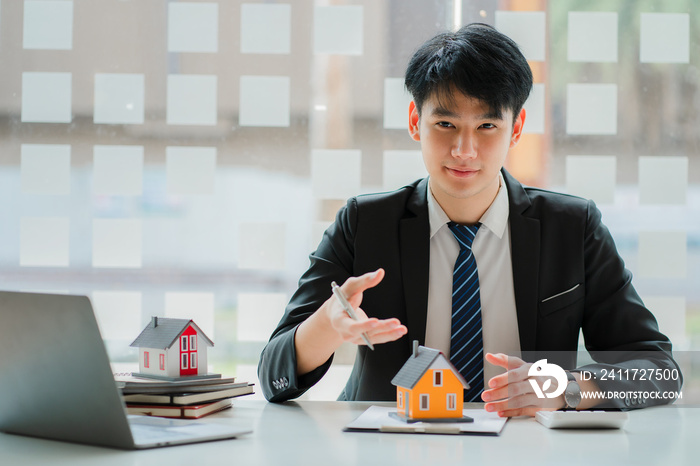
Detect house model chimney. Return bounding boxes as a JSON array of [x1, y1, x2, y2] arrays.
[[412, 340, 419, 357], [151, 316, 158, 328]]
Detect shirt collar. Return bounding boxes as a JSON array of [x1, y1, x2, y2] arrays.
[[427, 173, 510, 239]]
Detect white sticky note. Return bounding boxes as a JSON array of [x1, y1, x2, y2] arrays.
[[239, 76, 290, 127], [92, 291, 142, 341], [568, 12, 618, 63], [565, 155, 616, 204], [642, 296, 687, 349], [21, 144, 71, 195], [382, 150, 427, 191], [314, 5, 363, 55], [241, 4, 291, 54], [94, 74, 145, 125], [383, 78, 412, 129], [168, 2, 218, 53], [166, 146, 217, 195], [20, 217, 70, 267], [495, 11, 546, 61], [238, 222, 286, 270], [566, 84, 617, 135], [93, 145, 144, 195], [165, 292, 216, 339], [23, 0, 73, 50], [638, 231, 686, 279], [167, 75, 217, 126], [640, 13, 689, 64], [237, 293, 287, 341], [21, 72, 72, 123], [311, 149, 361, 200], [92, 219, 142, 268], [639, 156, 688, 205], [523, 83, 545, 134]]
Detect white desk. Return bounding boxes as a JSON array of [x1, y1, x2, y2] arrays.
[[0, 401, 696, 465]]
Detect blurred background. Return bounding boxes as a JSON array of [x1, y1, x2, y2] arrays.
[[0, 0, 698, 401]]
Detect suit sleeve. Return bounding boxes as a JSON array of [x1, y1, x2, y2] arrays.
[[257, 198, 358, 402], [577, 200, 683, 409]]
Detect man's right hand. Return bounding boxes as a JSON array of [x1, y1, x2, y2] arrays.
[[295, 268, 407, 375]]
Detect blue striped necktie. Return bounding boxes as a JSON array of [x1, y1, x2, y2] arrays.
[[447, 222, 484, 402]]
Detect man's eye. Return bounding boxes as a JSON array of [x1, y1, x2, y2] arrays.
[[480, 123, 496, 129], [437, 121, 453, 128]]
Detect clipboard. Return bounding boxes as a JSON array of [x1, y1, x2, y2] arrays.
[[343, 406, 508, 436]]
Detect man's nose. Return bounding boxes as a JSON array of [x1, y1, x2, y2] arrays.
[[452, 132, 477, 158]]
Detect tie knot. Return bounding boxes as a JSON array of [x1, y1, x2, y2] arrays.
[[448, 222, 480, 250]]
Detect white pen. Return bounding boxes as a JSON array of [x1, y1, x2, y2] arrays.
[[331, 281, 375, 351]]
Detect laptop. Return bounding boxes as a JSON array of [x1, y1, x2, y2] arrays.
[[0, 291, 251, 449]]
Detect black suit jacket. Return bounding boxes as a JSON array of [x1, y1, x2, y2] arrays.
[[258, 170, 681, 408]]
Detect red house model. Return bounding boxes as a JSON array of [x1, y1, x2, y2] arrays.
[[130, 317, 215, 380], [391, 342, 471, 422]]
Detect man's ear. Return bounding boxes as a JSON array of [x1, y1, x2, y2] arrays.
[[408, 101, 421, 142], [509, 108, 526, 148]]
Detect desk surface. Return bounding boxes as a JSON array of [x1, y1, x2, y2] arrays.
[[0, 400, 696, 466]]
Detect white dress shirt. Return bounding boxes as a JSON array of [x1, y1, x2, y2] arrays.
[[424, 174, 521, 386]]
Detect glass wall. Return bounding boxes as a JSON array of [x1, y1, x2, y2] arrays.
[[0, 0, 697, 400]]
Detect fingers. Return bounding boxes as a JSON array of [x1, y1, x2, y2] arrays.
[[341, 268, 385, 303], [349, 318, 407, 346]]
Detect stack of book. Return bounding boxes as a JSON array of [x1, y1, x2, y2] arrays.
[[116, 374, 254, 419]]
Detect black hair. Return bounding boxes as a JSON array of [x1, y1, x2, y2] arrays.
[[405, 23, 533, 122]]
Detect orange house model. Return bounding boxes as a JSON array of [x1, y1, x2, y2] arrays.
[[391, 341, 471, 422]]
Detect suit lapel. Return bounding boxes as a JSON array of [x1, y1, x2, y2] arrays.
[[400, 178, 431, 346], [503, 170, 540, 352]]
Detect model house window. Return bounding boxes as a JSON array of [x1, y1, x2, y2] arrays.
[[181, 353, 188, 369], [143, 351, 149, 368], [181, 335, 188, 351], [190, 353, 198, 369], [190, 335, 197, 351], [159, 354, 165, 371], [433, 370, 443, 387], [420, 394, 429, 411], [398, 391, 404, 409], [447, 393, 457, 411]]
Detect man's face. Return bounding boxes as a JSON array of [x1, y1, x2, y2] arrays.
[[408, 91, 525, 215]]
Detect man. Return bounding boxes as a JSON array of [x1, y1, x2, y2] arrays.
[[258, 23, 681, 416]]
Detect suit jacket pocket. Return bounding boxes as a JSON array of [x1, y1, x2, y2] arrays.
[[539, 283, 584, 316]]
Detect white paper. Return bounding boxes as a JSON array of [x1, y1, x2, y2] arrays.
[[640, 13, 689, 64], [639, 156, 688, 205], [642, 296, 687, 349], [166, 146, 217, 195], [238, 222, 286, 270], [21, 72, 72, 123], [240, 3, 291, 54], [565, 155, 616, 205], [92, 291, 142, 340], [383, 78, 412, 129], [21, 144, 71, 195], [311, 149, 361, 200], [638, 231, 686, 279], [23, 0, 73, 50], [167, 74, 218, 126], [165, 292, 215, 339], [566, 84, 617, 135], [92, 219, 142, 268], [346, 406, 507, 435], [94, 74, 145, 125], [382, 150, 426, 191], [92, 145, 143, 195], [168, 2, 218, 53], [568, 12, 618, 63], [236, 293, 287, 341], [239, 76, 290, 127], [495, 11, 546, 61], [523, 83, 545, 134], [20, 217, 70, 267], [314, 5, 363, 55]]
